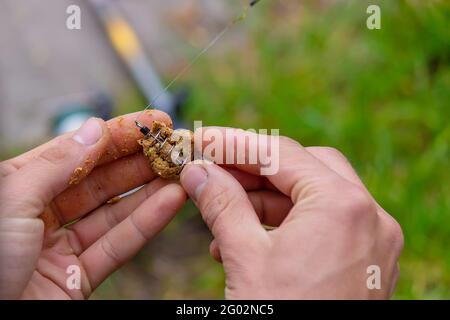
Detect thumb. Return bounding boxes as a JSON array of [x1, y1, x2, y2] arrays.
[[1, 118, 107, 218], [180, 161, 266, 250]]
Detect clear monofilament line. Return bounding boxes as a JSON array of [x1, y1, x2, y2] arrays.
[[135, 0, 260, 126], [135, 26, 231, 124]]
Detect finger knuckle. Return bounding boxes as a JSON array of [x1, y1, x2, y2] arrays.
[[0, 161, 17, 177], [100, 234, 122, 267], [279, 135, 300, 147], [320, 147, 346, 160], [104, 206, 121, 229], [38, 140, 80, 166], [339, 185, 376, 222], [384, 216, 404, 252], [201, 189, 235, 228]]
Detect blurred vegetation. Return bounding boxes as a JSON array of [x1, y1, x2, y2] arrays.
[[102, 0, 450, 299]]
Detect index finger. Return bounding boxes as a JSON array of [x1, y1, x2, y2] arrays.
[[194, 127, 338, 201], [2, 110, 172, 173]]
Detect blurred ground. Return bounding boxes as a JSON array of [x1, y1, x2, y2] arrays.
[[1, 0, 450, 299]]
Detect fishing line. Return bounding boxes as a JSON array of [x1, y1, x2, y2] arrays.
[[135, 0, 261, 129]]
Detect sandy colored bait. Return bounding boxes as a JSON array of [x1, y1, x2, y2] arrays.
[[138, 121, 194, 179]]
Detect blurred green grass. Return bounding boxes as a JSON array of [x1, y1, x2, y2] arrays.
[[175, 0, 449, 299]]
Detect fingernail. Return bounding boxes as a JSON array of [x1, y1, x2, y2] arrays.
[[181, 164, 208, 202], [73, 118, 103, 146]]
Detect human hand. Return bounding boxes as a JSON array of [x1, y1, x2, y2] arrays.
[[180, 128, 403, 299], [0, 111, 186, 299]]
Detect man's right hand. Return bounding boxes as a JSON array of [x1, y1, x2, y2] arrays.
[[180, 128, 403, 299]]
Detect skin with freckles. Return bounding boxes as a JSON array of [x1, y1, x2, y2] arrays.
[[180, 128, 404, 299], [0, 111, 186, 299]]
